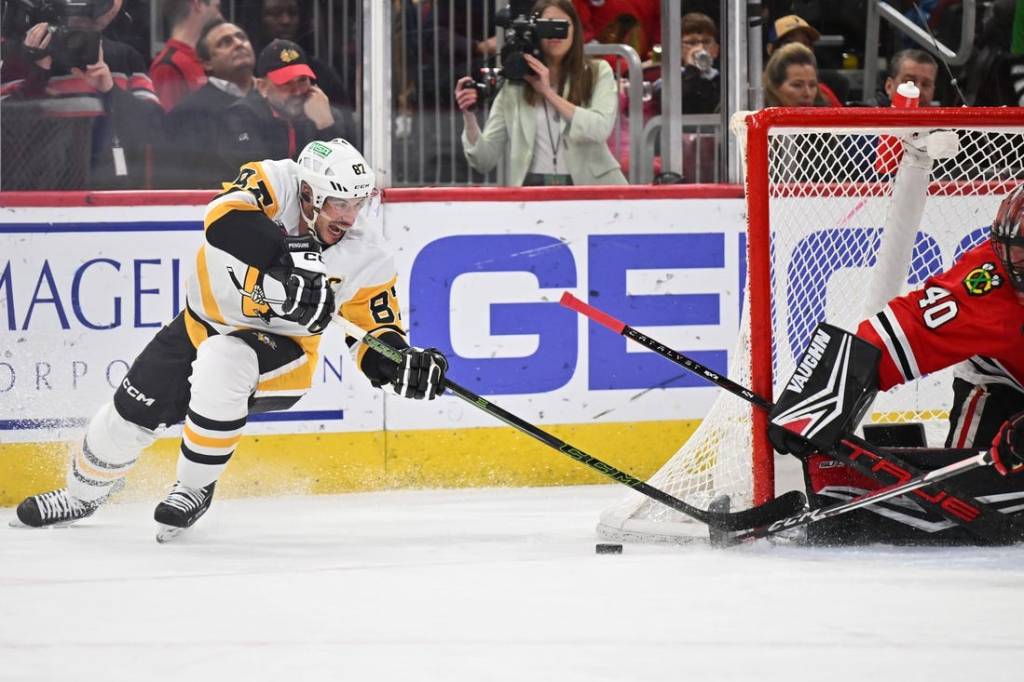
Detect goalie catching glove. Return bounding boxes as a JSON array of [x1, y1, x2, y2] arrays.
[[768, 323, 880, 457], [389, 347, 448, 400], [262, 236, 335, 334], [991, 412, 1024, 476]]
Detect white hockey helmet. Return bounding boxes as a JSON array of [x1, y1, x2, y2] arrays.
[[296, 138, 378, 237]]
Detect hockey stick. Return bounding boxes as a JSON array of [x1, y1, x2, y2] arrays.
[[560, 292, 1019, 543], [336, 317, 806, 531], [714, 450, 993, 546]]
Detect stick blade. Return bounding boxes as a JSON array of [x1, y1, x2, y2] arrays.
[[707, 490, 807, 532]]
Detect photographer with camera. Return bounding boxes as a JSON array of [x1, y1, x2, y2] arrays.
[[0, 0, 163, 190], [454, 0, 625, 187]]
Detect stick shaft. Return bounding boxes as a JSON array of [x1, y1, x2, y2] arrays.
[[560, 292, 1016, 543], [336, 316, 803, 531]]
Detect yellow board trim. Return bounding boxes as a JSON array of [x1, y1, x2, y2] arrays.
[[0, 419, 699, 506]]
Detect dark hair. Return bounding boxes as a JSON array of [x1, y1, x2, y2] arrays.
[[888, 49, 938, 79], [682, 12, 717, 37], [763, 42, 827, 106], [196, 17, 228, 61], [523, 0, 595, 108]]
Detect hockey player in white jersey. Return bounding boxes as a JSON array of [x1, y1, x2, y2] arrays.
[[13, 138, 447, 540]]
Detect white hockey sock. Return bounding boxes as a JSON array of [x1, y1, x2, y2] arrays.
[[67, 402, 156, 502], [176, 335, 257, 490]]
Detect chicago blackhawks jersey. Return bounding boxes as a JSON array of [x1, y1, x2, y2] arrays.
[[184, 158, 404, 372], [858, 241, 1024, 396]]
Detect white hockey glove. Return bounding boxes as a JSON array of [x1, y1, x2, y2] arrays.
[[391, 347, 448, 400], [262, 236, 335, 334], [902, 129, 960, 170]]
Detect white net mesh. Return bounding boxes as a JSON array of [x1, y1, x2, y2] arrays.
[[599, 109, 1024, 543]]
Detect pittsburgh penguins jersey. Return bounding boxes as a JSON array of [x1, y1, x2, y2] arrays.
[[184, 158, 404, 374], [857, 241, 1024, 396]]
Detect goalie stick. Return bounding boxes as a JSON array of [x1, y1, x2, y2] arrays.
[[336, 317, 806, 532], [559, 291, 1021, 544]]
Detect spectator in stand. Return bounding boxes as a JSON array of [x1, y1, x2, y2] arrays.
[[961, 0, 1024, 106], [881, 49, 938, 106], [455, 0, 626, 186], [678, 12, 720, 114], [160, 19, 256, 188], [763, 42, 830, 107], [220, 39, 355, 172], [767, 14, 844, 106], [573, 0, 660, 64], [150, 0, 223, 112], [247, 0, 347, 106], [0, 0, 163, 190]]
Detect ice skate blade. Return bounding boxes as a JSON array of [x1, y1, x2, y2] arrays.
[[156, 524, 188, 543], [9, 517, 80, 529]]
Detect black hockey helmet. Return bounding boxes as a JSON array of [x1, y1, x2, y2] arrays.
[[991, 184, 1024, 293]]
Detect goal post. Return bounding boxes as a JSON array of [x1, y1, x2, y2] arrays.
[[598, 107, 1024, 543]]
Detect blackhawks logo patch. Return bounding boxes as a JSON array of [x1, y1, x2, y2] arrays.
[[962, 262, 1002, 296], [279, 48, 301, 63]]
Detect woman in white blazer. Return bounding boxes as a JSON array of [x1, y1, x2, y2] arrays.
[[455, 0, 627, 187]]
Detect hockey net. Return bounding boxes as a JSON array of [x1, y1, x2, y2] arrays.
[[599, 107, 1024, 543]]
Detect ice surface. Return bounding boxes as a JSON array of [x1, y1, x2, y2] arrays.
[[2, 485, 1023, 682]]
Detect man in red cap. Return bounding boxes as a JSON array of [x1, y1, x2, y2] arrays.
[[219, 39, 355, 172]]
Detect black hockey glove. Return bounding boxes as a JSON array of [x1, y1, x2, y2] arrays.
[[991, 412, 1024, 476], [262, 237, 335, 334], [392, 347, 448, 400]]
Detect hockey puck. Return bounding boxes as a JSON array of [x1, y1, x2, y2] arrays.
[[595, 543, 623, 554]]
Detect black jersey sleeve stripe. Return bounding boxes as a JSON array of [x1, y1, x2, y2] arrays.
[[874, 309, 916, 381]]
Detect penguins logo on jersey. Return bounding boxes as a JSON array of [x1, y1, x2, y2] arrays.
[[962, 262, 1002, 296], [226, 265, 273, 322]]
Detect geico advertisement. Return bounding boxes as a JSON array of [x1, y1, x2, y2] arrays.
[[0, 198, 747, 442]]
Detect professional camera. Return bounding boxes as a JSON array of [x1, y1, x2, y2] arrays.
[[494, 0, 569, 81], [465, 66, 502, 108], [2, 0, 113, 68]]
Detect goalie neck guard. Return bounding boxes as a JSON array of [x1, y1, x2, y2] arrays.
[[296, 138, 379, 242], [991, 184, 1024, 293]]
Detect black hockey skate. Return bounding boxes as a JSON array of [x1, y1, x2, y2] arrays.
[[154, 481, 216, 543], [12, 488, 103, 528]]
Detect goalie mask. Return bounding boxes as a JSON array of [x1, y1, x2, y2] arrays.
[[991, 184, 1024, 293], [296, 138, 379, 246]]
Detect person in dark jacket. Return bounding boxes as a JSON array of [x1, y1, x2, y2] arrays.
[[219, 39, 355, 173], [159, 18, 257, 188], [0, 0, 164, 190]]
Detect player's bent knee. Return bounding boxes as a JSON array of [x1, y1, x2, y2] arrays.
[[189, 335, 260, 413], [86, 401, 157, 467]]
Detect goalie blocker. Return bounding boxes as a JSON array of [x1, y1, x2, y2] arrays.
[[768, 323, 880, 458]]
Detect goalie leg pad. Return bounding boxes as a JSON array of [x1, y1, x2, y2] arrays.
[[769, 323, 880, 456], [803, 450, 1024, 545]]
